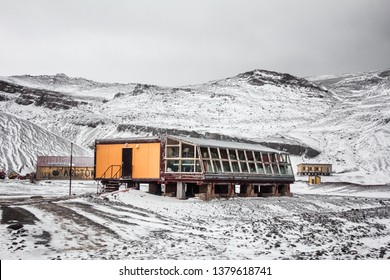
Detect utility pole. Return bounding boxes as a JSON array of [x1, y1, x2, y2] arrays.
[[69, 142, 73, 196]]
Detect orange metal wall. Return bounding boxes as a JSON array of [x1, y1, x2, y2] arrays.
[[95, 143, 161, 179]]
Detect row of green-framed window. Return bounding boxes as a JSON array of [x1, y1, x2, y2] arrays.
[[165, 159, 293, 175], [166, 145, 291, 164]]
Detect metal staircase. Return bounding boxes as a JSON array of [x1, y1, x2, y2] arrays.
[[96, 165, 123, 194]]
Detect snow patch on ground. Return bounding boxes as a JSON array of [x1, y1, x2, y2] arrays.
[[1, 180, 390, 260]]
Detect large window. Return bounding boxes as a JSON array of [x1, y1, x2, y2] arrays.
[[197, 146, 292, 176], [164, 137, 293, 176], [220, 149, 231, 172], [166, 160, 180, 172], [165, 139, 200, 173], [182, 143, 195, 158], [246, 151, 256, 173]]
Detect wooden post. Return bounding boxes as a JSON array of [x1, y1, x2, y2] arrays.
[[207, 183, 215, 198], [69, 142, 73, 196]]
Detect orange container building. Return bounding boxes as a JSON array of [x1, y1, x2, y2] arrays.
[[95, 138, 161, 181], [94, 135, 295, 199]]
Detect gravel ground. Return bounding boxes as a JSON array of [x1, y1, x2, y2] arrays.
[[1, 180, 390, 260]]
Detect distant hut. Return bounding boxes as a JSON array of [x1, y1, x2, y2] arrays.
[[36, 156, 94, 180], [308, 175, 321, 185]]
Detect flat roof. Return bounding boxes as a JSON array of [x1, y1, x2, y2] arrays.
[[37, 156, 94, 167], [170, 135, 287, 154], [95, 135, 288, 154], [95, 137, 160, 145], [297, 163, 332, 166]]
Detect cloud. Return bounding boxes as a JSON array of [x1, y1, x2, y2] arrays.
[[1, 0, 389, 86]]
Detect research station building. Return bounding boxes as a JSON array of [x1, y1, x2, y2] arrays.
[[94, 135, 295, 199], [297, 163, 332, 176]]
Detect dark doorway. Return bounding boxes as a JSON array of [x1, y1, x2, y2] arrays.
[[185, 183, 199, 198], [122, 148, 133, 177], [215, 184, 229, 194]]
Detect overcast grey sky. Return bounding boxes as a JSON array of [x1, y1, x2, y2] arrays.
[[1, 0, 389, 86]]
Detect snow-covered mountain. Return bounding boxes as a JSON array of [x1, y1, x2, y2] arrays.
[[0, 112, 91, 174], [0, 70, 334, 146], [0, 69, 389, 184], [1, 73, 137, 101]]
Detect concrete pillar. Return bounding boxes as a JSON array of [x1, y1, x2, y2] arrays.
[[248, 184, 255, 197], [272, 185, 277, 195], [207, 183, 215, 197], [229, 183, 236, 197], [176, 182, 186, 199]]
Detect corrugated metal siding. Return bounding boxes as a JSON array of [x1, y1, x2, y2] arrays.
[[37, 156, 94, 167]]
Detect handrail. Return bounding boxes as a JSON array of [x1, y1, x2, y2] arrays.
[[112, 166, 123, 179], [97, 165, 122, 179]]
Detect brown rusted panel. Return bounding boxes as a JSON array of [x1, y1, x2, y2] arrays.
[[162, 172, 294, 185], [204, 174, 294, 184], [163, 173, 205, 181], [160, 140, 166, 182]]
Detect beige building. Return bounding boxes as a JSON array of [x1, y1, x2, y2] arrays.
[[309, 175, 321, 185], [297, 163, 332, 176], [36, 156, 94, 180]]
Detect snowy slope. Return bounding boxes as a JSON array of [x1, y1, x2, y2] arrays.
[[99, 70, 335, 141], [297, 69, 390, 184], [0, 112, 91, 174], [0, 68, 389, 184]]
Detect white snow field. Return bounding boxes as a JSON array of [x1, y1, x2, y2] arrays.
[[0, 180, 389, 260]]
